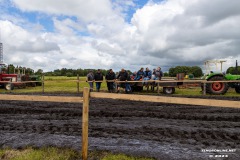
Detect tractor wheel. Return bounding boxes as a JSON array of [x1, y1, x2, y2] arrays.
[[5, 83, 14, 90], [163, 87, 175, 94], [206, 76, 228, 95]]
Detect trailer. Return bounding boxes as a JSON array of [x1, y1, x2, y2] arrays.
[[129, 78, 201, 94]]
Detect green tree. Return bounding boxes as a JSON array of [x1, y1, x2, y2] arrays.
[[226, 66, 240, 74], [190, 66, 203, 77], [168, 66, 203, 77], [164, 72, 169, 77], [8, 64, 15, 74], [35, 69, 43, 75]]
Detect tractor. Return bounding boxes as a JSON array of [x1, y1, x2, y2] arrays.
[[0, 63, 15, 90], [0, 63, 42, 90], [201, 60, 240, 95]]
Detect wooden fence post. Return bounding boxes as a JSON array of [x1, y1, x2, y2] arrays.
[[42, 74, 45, 94], [77, 74, 80, 93], [82, 87, 90, 160], [203, 82, 206, 95]]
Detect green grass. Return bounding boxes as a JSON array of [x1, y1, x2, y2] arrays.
[[0, 147, 155, 160], [0, 147, 80, 160]]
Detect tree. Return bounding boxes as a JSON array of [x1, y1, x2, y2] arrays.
[[164, 72, 169, 77], [35, 69, 43, 75], [168, 66, 203, 77], [190, 66, 203, 77], [8, 64, 15, 74], [226, 66, 240, 75]]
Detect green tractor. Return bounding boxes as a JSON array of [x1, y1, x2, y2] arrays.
[[201, 60, 240, 95]]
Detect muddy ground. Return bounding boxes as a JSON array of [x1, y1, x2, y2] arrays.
[[0, 94, 240, 160]]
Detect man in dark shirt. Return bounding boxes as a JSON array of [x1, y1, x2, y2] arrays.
[[116, 68, 131, 93], [105, 69, 116, 93], [94, 69, 103, 92]]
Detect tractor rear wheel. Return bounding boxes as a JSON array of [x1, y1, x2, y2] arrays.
[[4, 83, 14, 90], [206, 76, 228, 95], [235, 85, 240, 93]]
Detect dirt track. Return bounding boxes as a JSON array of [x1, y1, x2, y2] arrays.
[[0, 94, 240, 160]]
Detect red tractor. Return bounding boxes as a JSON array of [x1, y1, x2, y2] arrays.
[[0, 63, 16, 90], [0, 63, 39, 90]]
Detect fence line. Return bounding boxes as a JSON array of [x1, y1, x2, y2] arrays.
[[90, 92, 240, 108], [38, 74, 240, 95], [0, 94, 83, 103]]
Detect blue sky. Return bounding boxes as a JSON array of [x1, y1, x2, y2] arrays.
[[0, 0, 240, 72]]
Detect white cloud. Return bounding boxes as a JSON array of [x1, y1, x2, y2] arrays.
[[12, 0, 114, 22], [0, 0, 239, 73]]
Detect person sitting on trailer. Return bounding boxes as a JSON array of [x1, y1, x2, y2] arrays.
[[130, 71, 137, 80], [105, 69, 116, 93], [154, 67, 163, 80], [151, 67, 163, 91], [152, 68, 156, 80], [143, 67, 152, 81], [134, 67, 144, 80]]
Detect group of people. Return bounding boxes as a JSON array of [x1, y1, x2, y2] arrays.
[[86, 67, 163, 93], [133, 67, 163, 81]]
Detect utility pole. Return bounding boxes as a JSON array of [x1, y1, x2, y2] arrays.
[[0, 42, 3, 63], [0, 28, 3, 63]]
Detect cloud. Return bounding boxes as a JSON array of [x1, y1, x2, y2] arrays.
[[0, 0, 239, 73], [185, 0, 240, 25], [0, 20, 60, 53], [128, 0, 240, 71], [12, 0, 114, 22]]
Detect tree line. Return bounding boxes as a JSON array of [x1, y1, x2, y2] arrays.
[[44, 66, 203, 77], [226, 66, 240, 75], [4, 64, 239, 77], [168, 66, 203, 77], [2, 64, 35, 75]]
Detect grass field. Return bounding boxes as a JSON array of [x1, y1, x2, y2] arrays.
[[1, 76, 239, 97], [0, 147, 155, 160]]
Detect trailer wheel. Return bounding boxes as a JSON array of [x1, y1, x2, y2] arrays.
[[163, 87, 175, 94], [31, 82, 36, 87], [206, 76, 229, 95], [5, 83, 14, 90]]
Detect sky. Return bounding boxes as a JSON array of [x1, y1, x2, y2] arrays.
[[0, 0, 240, 73]]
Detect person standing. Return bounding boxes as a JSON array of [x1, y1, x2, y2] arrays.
[[86, 70, 94, 92], [94, 69, 103, 92], [116, 68, 131, 93], [105, 69, 116, 93]]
